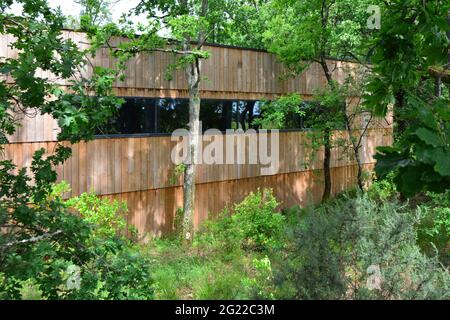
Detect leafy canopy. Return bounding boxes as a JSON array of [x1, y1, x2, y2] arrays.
[[365, 0, 450, 196]]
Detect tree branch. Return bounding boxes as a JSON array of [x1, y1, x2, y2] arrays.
[[3, 230, 63, 247]]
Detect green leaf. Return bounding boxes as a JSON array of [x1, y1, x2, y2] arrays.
[[431, 148, 450, 176], [395, 166, 425, 197], [374, 147, 410, 179], [414, 128, 444, 147]]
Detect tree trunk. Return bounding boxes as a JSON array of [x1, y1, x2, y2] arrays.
[[322, 126, 332, 201], [343, 103, 370, 192], [393, 89, 407, 138], [435, 76, 442, 98], [319, 57, 334, 202], [182, 57, 201, 244], [180, 0, 208, 245], [354, 147, 364, 191]]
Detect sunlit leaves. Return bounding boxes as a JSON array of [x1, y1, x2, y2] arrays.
[[253, 93, 303, 129]]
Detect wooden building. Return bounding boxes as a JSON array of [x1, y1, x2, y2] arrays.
[[1, 30, 392, 239]]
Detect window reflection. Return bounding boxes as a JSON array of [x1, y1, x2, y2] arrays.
[[156, 98, 189, 133], [97, 97, 309, 136]]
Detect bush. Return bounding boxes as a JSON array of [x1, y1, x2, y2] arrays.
[[416, 191, 450, 266], [232, 189, 284, 251], [368, 176, 449, 266], [194, 188, 284, 254], [147, 189, 283, 300], [65, 187, 131, 240], [367, 172, 398, 201], [275, 191, 450, 300], [0, 150, 154, 300]]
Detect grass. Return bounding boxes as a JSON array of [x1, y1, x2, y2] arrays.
[[144, 237, 267, 300]]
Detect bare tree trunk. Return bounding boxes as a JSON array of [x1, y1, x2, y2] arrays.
[[344, 106, 372, 192], [181, 0, 207, 244], [182, 58, 201, 244], [354, 145, 364, 191], [435, 76, 442, 97], [344, 114, 364, 192], [322, 127, 332, 201], [319, 57, 334, 202]]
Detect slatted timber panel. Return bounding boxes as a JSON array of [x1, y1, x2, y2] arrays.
[[1, 128, 392, 197], [101, 163, 375, 239]]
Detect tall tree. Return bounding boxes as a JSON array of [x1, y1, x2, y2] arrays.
[[85, 0, 240, 243], [264, 0, 379, 200], [212, 0, 268, 49], [76, 0, 116, 26]]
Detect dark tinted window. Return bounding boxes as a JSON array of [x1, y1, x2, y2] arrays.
[[156, 98, 189, 133], [201, 100, 232, 132], [98, 97, 156, 134], [231, 100, 261, 131], [97, 97, 305, 135]]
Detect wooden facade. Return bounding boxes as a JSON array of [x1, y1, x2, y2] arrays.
[[1, 31, 392, 238]]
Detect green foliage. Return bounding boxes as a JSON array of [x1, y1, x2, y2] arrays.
[[240, 256, 276, 299], [193, 209, 243, 258], [308, 84, 347, 130], [275, 191, 450, 299], [264, 0, 380, 70], [364, 0, 450, 197], [211, 0, 268, 49], [262, 0, 380, 199], [0, 148, 153, 300], [65, 187, 130, 240], [147, 186, 449, 300], [169, 163, 186, 186], [147, 189, 282, 300], [135, 184, 450, 300], [367, 172, 398, 201], [416, 191, 450, 266], [232, 189, 284, 251], [0, 0, 122, 145], [0, 1, 148, 300], [195, 189, 284, 253], [253, 93, 303, 129], [373, 97, 450, 197], [76, 0, 115, 27]]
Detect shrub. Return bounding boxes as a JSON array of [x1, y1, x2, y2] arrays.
[[275, 192, 450, 300], [65, 188, 130, 240], [232, 189, 284, 251], [416, 191, 450, 266], [194, 188, 284, 254], [149, 189, 284, 300], [368, 175, 449, 266], [367, 172, 398, 201], [0, 151, 154, 300], [194, 210, 243, 259], [241, 256, 276, 299], [193, 263, 246, 299]]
